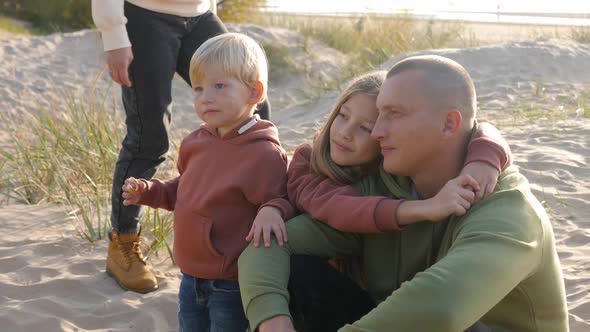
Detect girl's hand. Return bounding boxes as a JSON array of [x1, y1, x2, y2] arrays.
[[246, 206, 288, 248], [461, 161, 500, 202], [423, 174, 480, 222], [121, 177, 146, 206]]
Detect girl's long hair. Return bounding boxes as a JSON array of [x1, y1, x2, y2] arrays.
[[310, 71, 386, 185]]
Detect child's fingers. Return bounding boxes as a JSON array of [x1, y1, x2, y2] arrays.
[[454, 204, 467, 216], [457, 197, 471, 210], [483, 180, 497, 198], [459, 174, 481, 192], [458, 187, 475, 203], [475, 188, 484, 202], [474, 180, 489, 201], [252, 226, 262, 247], [122, 197, 138, 206], [122, 196, 138, 206], [263, 225, 271, 247], [271, 224, 284, 247], [122, 191, 137, 198], [261, 224, 285, 247], [128, 178, 140, 192], [245, 225, 255, 242], [475, 178, 497, 202], [279, 222, 288, 243]]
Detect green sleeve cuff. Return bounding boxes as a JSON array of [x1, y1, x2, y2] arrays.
[[246, 293, 292, 331]]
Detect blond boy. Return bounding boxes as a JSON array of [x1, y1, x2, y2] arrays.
[[121, 33, 293, 331]]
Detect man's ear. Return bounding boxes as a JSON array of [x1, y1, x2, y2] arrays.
[[248, 81, 265, 105], [442, 108, 463, 138]]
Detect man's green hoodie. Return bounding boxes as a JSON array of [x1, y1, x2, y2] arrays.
[[238, 166, 569, 331]]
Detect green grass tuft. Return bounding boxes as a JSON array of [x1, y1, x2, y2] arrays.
[[0, 15, 32, 35], [570, 26, 590, 44], [262, 42, 300, 82]]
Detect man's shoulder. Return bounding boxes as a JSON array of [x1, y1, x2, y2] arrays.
[[472, 165, 542, 217], [454, 177, 546, 243]]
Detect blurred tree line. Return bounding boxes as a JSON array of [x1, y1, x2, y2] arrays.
[[0, 0, 266, 33]]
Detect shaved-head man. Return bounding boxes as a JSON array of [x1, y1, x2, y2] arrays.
[[239, 55, 568, 332]]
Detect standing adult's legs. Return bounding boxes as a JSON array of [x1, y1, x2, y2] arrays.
[[175, 11, 271, 120], [111, 3, 183, 235], [107, 2, 186, 293]]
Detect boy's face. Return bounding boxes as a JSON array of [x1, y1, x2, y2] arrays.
[[193, 64, 257, 136]]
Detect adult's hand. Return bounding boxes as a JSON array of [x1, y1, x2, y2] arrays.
[[258, 315, 296, 332], [107, 47, 134, 87]]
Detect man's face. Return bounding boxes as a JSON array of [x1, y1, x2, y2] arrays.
[[372, 70, 445, 176]]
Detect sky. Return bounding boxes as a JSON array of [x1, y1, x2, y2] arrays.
[[266, 0, 590, 15]]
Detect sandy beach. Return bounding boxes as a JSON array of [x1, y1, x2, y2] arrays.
[[0, 21, 589, 331]]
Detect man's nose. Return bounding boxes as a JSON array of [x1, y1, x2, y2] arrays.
[[371, 118, 385, 140]]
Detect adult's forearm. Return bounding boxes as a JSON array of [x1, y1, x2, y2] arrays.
[[239, 215, 363, 331], [340, 230, 537, 331], [239, 240, 292, 331]]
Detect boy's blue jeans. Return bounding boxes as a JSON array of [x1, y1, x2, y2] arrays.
[[178, 273, 248, 332]]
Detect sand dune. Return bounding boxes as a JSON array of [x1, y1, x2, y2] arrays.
[[0, 203, 182, 331], [0, 25, 589, 331]]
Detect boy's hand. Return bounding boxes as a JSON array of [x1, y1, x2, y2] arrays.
[[121, 177, 146, 206], [246, 206, 288, 248], [423, 174, 479, 222], [461, 161, 500, 202]]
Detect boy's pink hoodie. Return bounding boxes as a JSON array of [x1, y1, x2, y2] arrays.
[[137, 116, 294, 280]]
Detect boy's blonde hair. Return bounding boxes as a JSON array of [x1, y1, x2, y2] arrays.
[[310, 71, 386, 185], [189, 32, 268, 102]]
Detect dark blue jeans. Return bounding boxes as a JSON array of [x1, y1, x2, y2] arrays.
[[178, 273, 248, 332], [111, 3, 271, 234], [288, 255, 375, 332], [288, 255, 491, 332]]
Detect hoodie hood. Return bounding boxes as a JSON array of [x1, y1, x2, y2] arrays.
[[379, 166, 415, 200]]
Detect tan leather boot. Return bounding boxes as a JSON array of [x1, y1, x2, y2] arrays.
[[106, 229, 158, 293]]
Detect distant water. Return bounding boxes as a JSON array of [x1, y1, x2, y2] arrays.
[[263, 7, 590, 26], [415, 11, 590, 26]]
